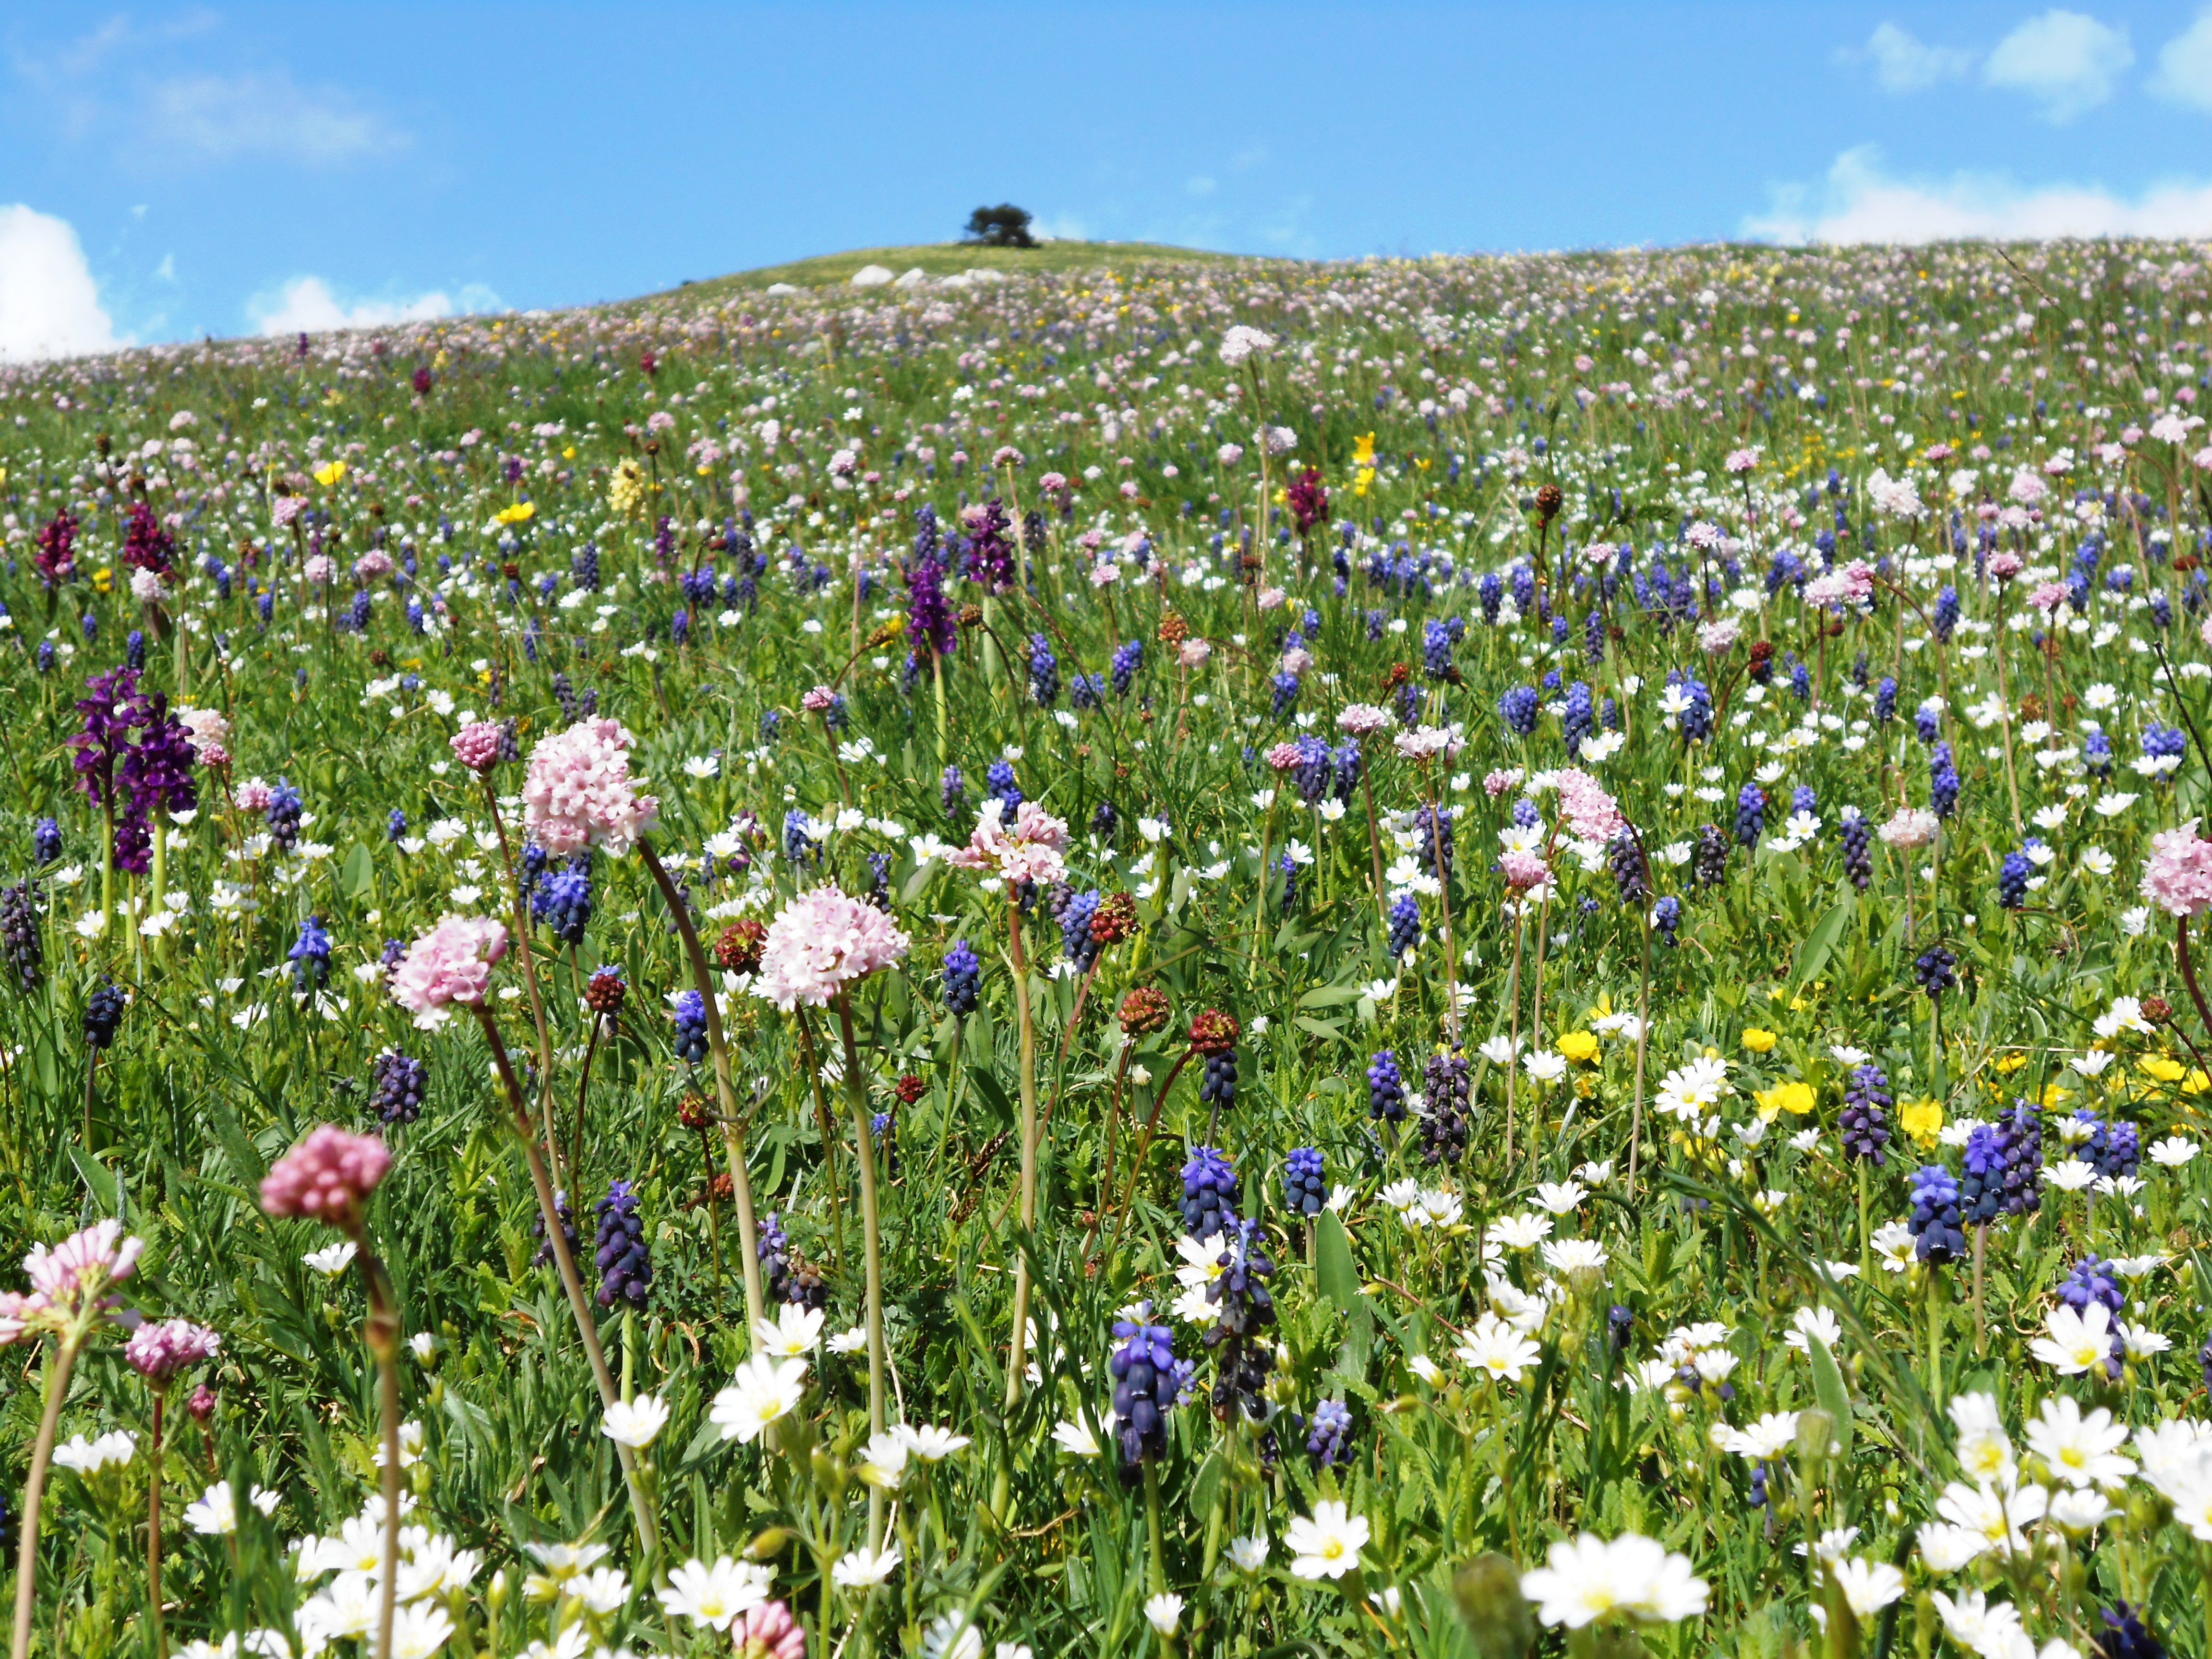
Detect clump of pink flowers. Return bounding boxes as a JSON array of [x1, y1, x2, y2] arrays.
[[389, 914, 508, 1028], [946, 797, 1070, 887], [1500, 850, 1551, 890], [1879, 808, 1939, 850], [450, 720, 503, 773], [1549, 769, 1625, 846], [752, 886, 913, 1012], [2140, 821, 2212, 917], [523, 717, 660, 856], [1265, 742, 1302, 772], [124, 1319, 221, 1383], [1337, 704, 1394, 737], [260, 1126, 392, 1235], [735, 1601, 806, 1659], [0, 1220, 145, 1342]]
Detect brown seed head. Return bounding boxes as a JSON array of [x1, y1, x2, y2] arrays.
[[1118, 986, 1171, 1038]]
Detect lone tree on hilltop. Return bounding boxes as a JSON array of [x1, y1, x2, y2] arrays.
[[963, 204, 1037, 248]]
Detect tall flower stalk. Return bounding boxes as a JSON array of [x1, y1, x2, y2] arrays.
[[942, 795, 1069, 1414], [2, 1222, 145, 1659], [750, 884, 911, 1546], [259, 1129, 399, 1659], [388, 910, 661, 1565], [124, 1319, 221, 1659]]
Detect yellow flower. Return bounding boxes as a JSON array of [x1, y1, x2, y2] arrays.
[[2140, 1055, 2186, 1084], [562, 446, 576, 460], [2037, 1082, 2069, 1111], [1352, 433, 1376, 466], [493, 501, 535, 526], [1900, 1097, 1944, 1148], [92, 565, 114, 595], [1740, 1028, 1778, 1054], [1994, 1053, 2027, 1074], [1752, 1081, 1815, 1120], [1555, 1031, 1599, 1065], [313, 460, 347, 487], [608, 458, 648, 517]]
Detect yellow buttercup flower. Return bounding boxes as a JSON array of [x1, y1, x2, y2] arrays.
[[92, 565, 114, 595], [1740, 1028, 1778, 1054], [2140, 1055, 2186, 1084], [313, 460, 347, 487], [493, 501, 535, 526], [1752, 1081, 1814, 1119], [1556, 1031, 1599, 1065], [1900, 1097, 1944, 1148]]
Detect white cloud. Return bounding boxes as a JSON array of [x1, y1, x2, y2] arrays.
[[0, 205, 124, 362], [1984, 9, 2133, 121], [2151, 8, 2212, 112], [248, 277, 498, 337], [1746, 145, 2212, 243], [1027, 213, 1090, 243], [145, 71, 405, 164], [1863, 22, 1975, 91]]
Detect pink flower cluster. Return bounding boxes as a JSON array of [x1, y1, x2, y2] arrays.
[[752, 886, 913, 1012], [1337, 704, 1395, 737], [259, 1125, 391, 1233], [1987, 551, 2024, 580], [1878, 808, 1939, 850], [1482, 768, 1525, 798], [1552, 769, 1625, 846], [735, 1601, 806, 1659], [389, 914, 508, 1027], [523, 718, 660, 856], [450, 720, 502, 773], [800, 685, 838, 713], [946, 798, 1070, 888], [0, 1221, 146, 1344], [234, 777, 273, 814], [1265, 742, 1303, 772], [124, 1318, 221, 1382], [1500, 850, 1551, 890], [2140, 821, 2212, 917], [1802, 561, 1875, 609], [2027, 582, 2069, 615]]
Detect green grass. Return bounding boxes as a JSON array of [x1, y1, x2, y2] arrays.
[[645, 238, 1266, 303]]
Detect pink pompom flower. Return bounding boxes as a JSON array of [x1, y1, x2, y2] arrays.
[[522, 718, 660, 856], [450, 720, 502, 773], [752, 886, 913, 1012], [389, 914, 509, 1029], [260, 1126, 391, 1234], [945, 798, 1071, 889], [1500, 850, 1551, 890], [124, 1319, 221, 1383], [2140, 821, 2212, 918], [0, 1221, 147, 1342], [735, 1601, 807, 1659], [1265, 742, 1303, 772]]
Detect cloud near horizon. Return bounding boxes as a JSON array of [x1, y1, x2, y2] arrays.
[[1746, 147, 2212, 244], [0, 205, 124, 362]]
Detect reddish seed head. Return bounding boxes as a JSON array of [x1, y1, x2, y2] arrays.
[[1118, 986, 1171, 1038], [1188, 1008, 1239, 1057]]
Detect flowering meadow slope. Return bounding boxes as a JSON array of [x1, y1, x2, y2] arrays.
[[0, 239, 2211, 1659]]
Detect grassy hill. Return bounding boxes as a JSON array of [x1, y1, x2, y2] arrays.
[[649, 238, 1262, 304]]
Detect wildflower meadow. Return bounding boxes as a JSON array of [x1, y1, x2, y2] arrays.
[[1, 238, 2212, 1659]]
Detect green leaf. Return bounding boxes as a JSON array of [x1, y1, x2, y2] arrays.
[[1298, 982, 1366, 1010], [1808, 1335, 1853, 1458], [69, 1144, 120, 1216], [1316, 1210, 1362, 1309], [1793, 899, 1852, 990], [342, 842, 376, 900]]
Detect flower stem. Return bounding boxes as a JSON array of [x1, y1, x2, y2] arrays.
[[9, 1334, 81, 1659], [148, 1389, 166, 1659], [1002, 895, 1041, 1412], [834, 993, 890, 1551], [638, 838, 767, 1339], [476, 1006, 661, 1564], [359, 1245, 403, 1659]]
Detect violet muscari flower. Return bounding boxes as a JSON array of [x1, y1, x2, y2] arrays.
[[906, 555, 957, 656]]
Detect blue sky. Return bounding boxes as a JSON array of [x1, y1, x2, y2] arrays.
[[4, 2, 2212, 358]]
